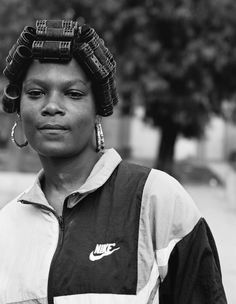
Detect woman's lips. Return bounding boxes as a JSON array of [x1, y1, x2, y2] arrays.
[[39, 124, 68, 130], [38, 124, 69, 135]]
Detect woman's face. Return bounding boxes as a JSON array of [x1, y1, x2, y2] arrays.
[[20, 59, 96, 158]]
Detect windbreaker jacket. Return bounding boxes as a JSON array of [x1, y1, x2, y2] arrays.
[[0, 149, 227, 304]]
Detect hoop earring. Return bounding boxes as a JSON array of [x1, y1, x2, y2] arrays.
[[95, 116, 105, 152], [11, 116, 28, 148]]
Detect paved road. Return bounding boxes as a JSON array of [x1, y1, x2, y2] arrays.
[[0, 172, 235, 303]]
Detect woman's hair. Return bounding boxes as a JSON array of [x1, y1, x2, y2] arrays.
[[2, 19, 118, 116]]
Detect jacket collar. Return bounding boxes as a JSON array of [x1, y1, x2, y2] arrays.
[[18, 148, 122, 209]]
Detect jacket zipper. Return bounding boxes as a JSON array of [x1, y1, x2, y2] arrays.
[[20, 200, 65, 304], [47, 213, 65, 304]]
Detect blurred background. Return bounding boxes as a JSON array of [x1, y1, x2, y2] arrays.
[[0, 0, 235, 302]]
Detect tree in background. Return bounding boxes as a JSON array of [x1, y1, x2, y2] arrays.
[[1, 0, 236, 174], [140, 0, 236, 173], [104, 0, 236, 173]]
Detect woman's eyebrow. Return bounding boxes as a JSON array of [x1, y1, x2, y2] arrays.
[[23, 79, 46, 87], [23, 78, 89, 88], [64, 79, 90, 88]]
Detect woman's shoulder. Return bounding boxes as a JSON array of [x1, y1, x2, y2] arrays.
[[142, 168, 201, 234], [0, 190, 28, 217], [117, 161, 187, 196], [117, 160, 151, 176], [144, 168, 196, 204], [116, 161, 194, 203], [116, 161, 200, 213]]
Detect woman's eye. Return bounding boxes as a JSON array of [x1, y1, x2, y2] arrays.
[[66, 90, 84, 99], [26, 90, 44, 99]]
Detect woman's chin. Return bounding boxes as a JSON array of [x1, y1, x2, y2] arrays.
[[33, 143, 77, 159]]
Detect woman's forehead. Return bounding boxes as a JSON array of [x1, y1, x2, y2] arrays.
[[24, 58, 89, 85]]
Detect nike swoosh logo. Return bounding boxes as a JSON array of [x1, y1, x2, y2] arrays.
[[89, 246, 120, 261]]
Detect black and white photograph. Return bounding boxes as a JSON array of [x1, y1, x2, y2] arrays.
[[0, 1, 235, 303]]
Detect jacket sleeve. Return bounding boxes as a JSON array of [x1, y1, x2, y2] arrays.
[[159, 218, 227, 304]]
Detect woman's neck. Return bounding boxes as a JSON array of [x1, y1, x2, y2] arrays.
[[39, 149, 101, 196]]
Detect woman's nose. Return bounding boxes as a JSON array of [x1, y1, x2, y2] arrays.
[[41, 92, 65, 116]]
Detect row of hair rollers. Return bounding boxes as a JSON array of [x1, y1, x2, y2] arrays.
[[3, 27, 36, 113], [4, 26, 36, 82], [2, 44, 113, 114], [6, 26, 36, 64], [79, 26, 118, 107], [80, 25, 116, 72]]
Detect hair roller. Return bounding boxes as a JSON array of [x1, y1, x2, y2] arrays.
[[17, 31, 36, 48], [98, 99, 113, 116], [96, 96, 113, 116], [32, 40, 72, 61], [79, 25, 115, 71], [75, 43, 109, 80], [88, 36, 103, 56], [36, 27, 76, 40], [80, 25, 116, 73], [23, 26, 36, 35], [99, 38, 115, 67], [36, 20, 78, 29], [3, 45, 32, 81], [2, 84, 21, 113], [93, 80, 114, 116], [108, 77, 119, 105], [6, 44, 18, 64], [87, 37, 114, 74], [80, 25, 95, 42], [6, 27, 36, 64], [89, 35, 116, 74]]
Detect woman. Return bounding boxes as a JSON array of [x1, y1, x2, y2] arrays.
[[0, 19, 227, 304]]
